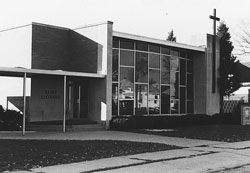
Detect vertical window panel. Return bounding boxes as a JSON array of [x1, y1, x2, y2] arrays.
[[112, 49, 118, 81], [187, 74, 193, 100], [161, 55, 170, 84], [149, 53, 160, 69], [180, 87, 186, 113], [120, 50, 134, 66], [135, 84, 148, 115], [171, 100, 179, 114], [135, 52, 148, 83], [180, 50, 187, 58], [171, 56, 179, 71], [161, 86, 170, 114], [112, 83, 118, 116], [187, 52, 193, 60], [149, 70, 160, 114], [171, 72, 179, 99], [113, 37, 119, 48], [119, 67, 134, 115], [187, 101, 193, 113], [180, 59, 186, 85], [187, 60, 193, 73]]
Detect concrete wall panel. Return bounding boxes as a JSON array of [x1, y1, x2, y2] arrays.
[[206, 34, 220, 115], [193, 52, 207, 114], [30, 76, 64, 122], [0, 25, 32, 68]]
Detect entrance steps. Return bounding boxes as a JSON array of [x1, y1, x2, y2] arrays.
[[26, 124, 104, 132], [26, 125, 63, 132], [66, 124, 104, 132], [26, 119, 104, 132]]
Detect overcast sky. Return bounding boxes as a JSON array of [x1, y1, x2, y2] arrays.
[[1, 0, 250, 46], [0, 0, 250, 108]]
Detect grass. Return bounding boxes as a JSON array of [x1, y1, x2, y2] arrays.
[[130, 125, 250, 142], [0, 139, 181, 172]]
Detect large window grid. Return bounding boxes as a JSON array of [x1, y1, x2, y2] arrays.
[[112, 37, 194, 116]]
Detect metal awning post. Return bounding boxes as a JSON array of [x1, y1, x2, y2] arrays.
[[63, 75, 66, 133], [22, 72, 26, 136]]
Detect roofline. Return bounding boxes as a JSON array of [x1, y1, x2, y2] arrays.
[[0, 67, 105, 78], [0, 24, 32, 33], [73, 21, 113, 31], [32, 22, 70, 31], [113, 31, 206, 52]]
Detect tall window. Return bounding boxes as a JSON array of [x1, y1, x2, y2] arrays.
[[112, 37, 194, 116]]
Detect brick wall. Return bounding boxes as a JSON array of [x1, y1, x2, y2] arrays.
[[31, 24, 100, 73], [32, 24, 70, 70], [69, 31, 99, 73]]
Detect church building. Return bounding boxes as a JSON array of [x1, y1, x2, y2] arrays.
[[0, 21, 220, 131]]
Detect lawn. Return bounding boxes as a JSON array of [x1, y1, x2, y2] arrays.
[[0, 139, 181, 172], [131, 125, 250, 142]]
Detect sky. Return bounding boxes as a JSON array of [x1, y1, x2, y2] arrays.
[[0, 0, 249, 55], [0, 0, 250, 108]]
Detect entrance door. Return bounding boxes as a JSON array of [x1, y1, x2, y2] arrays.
[[68, 80, 88, 119]]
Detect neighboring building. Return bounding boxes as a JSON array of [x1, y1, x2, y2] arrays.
[[0, 21, 220, 129]]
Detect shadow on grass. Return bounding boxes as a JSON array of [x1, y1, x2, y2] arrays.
[[0, 139, 181, 172]]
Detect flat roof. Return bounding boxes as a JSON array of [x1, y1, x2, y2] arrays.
[[113, 31, 206, 52], [0, 67, 105, 78]]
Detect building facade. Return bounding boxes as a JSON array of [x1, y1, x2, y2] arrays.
[[0, 21, 220, 129]]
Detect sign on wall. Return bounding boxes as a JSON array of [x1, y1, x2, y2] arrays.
[[241, 104, 250, 125], [40, 89, 60, 100]]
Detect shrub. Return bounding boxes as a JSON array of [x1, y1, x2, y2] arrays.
[[109, 113, 241, 130], [110, 116, 136, 130], [0, 106, 23, 131]]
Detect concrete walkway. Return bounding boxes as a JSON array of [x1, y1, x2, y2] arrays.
[[2, 130, 250, 173]]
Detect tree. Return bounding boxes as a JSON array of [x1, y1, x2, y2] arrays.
[[167, 29, 176, 42], [217, 22, 241, 111], [235, 20, 250, 55]]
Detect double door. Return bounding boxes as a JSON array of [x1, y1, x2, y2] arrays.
[[68, 80, 88, 119]]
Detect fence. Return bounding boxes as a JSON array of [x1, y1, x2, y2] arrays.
[[222, 100, 243, 113]]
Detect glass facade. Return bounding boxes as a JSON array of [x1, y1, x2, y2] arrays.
[[112, 37, 194, 116]]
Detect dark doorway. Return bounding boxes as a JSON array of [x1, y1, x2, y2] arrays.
[[68, 79, 88, 119]]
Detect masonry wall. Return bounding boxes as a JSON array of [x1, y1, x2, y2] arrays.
[[69, 31, 100, 73], [32, 24, 70, 70]]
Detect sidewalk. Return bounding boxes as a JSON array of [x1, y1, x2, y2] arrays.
[[2, 130, 250, 173], [0, 130, 222, 147]]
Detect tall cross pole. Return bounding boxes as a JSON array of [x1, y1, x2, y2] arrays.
[[209, 9, 220, 93]]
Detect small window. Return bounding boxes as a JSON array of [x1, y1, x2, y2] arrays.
[[149, 53, 160, 69], [136, 41, 148, 51], [161, 46, 170, 55], [149, 44, 160, 53], [170, 49, 179, 56], [120, 50, 134, 66], [180, 50, 187, 58], [120, 38, 134, 49]]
